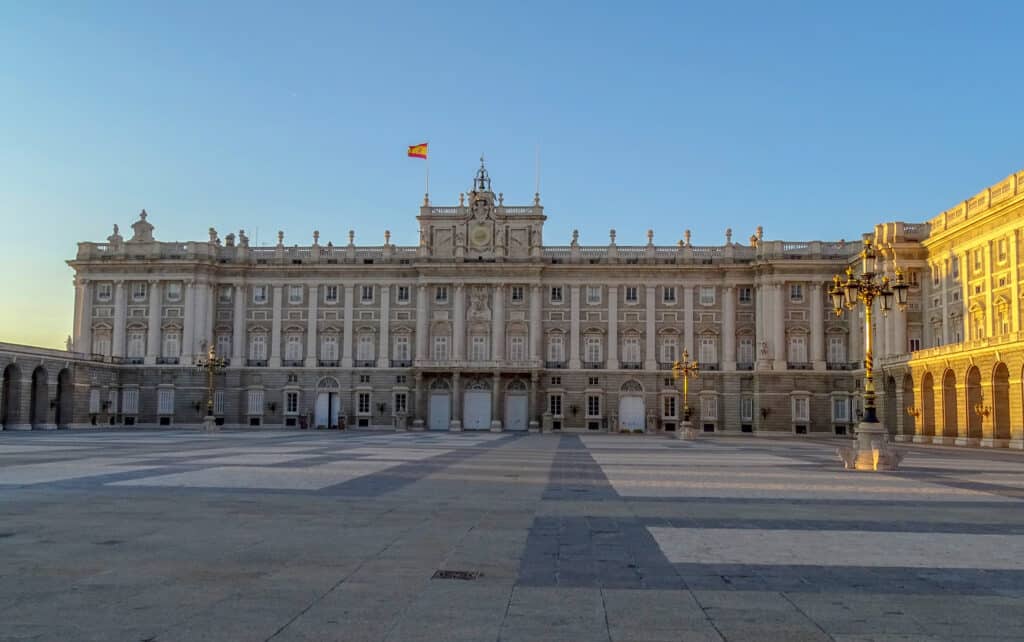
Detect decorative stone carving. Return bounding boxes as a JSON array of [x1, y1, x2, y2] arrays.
[[129, 210, 155, 242], [468, 287, 491, 321]]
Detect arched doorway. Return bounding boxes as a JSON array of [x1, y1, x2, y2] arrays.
[[1, 363, 22, 429], [55, 368, 72, 429], [941, 370, 958, 440], [314, 377, 341, 429], [463, 379, 492, 431], [921, 372, 935, 438], [618, 380, 645, 432], [29, 366, 48, 429], [902, 374, 916, 438], [883, 375, 897, 436], [993, 363, 1010, 443], [966, 366, 982, 441], [428, 378, 451, 431], [504, 380, 528, 431]]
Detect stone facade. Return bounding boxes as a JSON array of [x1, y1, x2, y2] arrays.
[[2, 163, 1022, 445]]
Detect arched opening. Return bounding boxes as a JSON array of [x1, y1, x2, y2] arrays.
[[55, 368, 72, 428], [314, 377, 341, 429], [921, 372, 935, 437], [902, 374, 916, 437], [504, 379, 528, 431], [883, 375, 897, 436], [462, 379, 492, 431], [29, 366, 48, 429], [618, 380, 645, 432], [993, 363, 1011, 443], [966, 366, 982, 441], [428, 378, 451, 431], [941, 370, 957, 439], [1, 363, 22, 429]]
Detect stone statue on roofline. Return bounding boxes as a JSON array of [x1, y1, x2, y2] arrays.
[[128, 209, 155, 242]]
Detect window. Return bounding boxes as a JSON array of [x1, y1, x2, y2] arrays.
[[288, 286, 303, 304], [951, 257, 959, 279], [394, 335, 410, 360], [214, 390, 225, 415], [432, 336, 449, 360], [89, 389, 101, 414], [738, 287, 752, 304], [624, 286, 638, 303], [97, 283, 113, 302], [550, 286, 563, 303], [663, 286, 676, 303], [285, 391, 299, 415], [157, 388, 175, 415], [435, 286, 448, 303], [622, 336, 640, 363], [832, 398, 848, 422], [701, 397, 718, 421], [660, 337, 678, 363], [908, 337, 921, 352], [738, 337, 754, 364], [550, 376, 561, 385], [162, 331, 181, 358], [973, 248, 982, 270], [511, 286, 524, 302], [586, 286, 601, 305], [93, 335, 111, 357], [357, 335, 374, 361], [793, 397, 810, 422], [321, 335, 339, 360], [932, 267, 940, 285], [699, 286, 715, 306], [216, 334, 232, 358], [998, 238, 1008, 262], [790, 284, 804, 302], [699, 336, 716, 364], [588, 376, 600, 386], [249, 334, 267, 360], [397, 286, 410, 303], [357, 392, 371, 415], [252, 286, 268, 304], [122, 388, 138, 415], [395, 375, 407, 384], [585, 336, 602, 363], [132, 282, 146, 301], [285, 334, 303, 361], [740, 397, 754, 422], [470, 335, 489, 361], [127, 332, 145, 359], [247, 389, 265, 415], [359, 374, 371, 383], [663, 396, 677, 418], [166, 282, 182, 302], [827, 336, 846, 363], [361, 285, 374, 303], [549, 394, 563, 416], [587, 395, 601, 417], [547, 335, 564, 362], [324, 286, 339, 303], [509, 335, 526, 362], [219, 286, 232, 303], [788, 335, 807, 363], [394, 392, 408, 414]]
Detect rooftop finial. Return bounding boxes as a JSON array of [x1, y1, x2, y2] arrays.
[[473, 154, 491, 192]]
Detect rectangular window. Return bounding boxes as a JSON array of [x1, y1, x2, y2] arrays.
[[699, 337, 716, 364], [738, 337, 754, 364], [663, 286, 676, 303], [660, 337, 678, 363], [624, 286, 638, 303], [247, 389, 265, 415], [827, 336, 846, 363], [397, 286, 410, 303], [157, 388, 175, 415], [788, 336, 807, 363], [699, 286, 715, 306], [249, 334, 267, 360], [288, 285, 303, 304], [951, 258, 959, 279], [793, 397, 810, 422], [585, 336, 602, 363], [932, 267, 941, 285], [663, 396, 677, 418], [214, 390, 225, 415], [435, 286, 448, 303], [219, 286, 232, 303], [588, 377, 600, 386], [511, 286, 524, 302], [470, 335, 489, 361], [162, 332, 180, 358], [701, 397, 718, 421], [361, 285, 374, 303], [587, 395, 601, 417], [166, 282, 182, 302], [394, 335, 410, 360], [549, 394, 563, 416], [509, 336, 526, 362], [908, 337, 921, 352], [974, 248, 982, 270], [324, 285, 339, 303], [285, 335, 303, 361], [216, 334, 231, 358], [285, 391, 299, 415], [122, 388, 138, 415], [998, 238, 1008, 262], [357, 335, 374, 361], [432, 336, 449, 360], [586, 286, 601, 305], [357, 392, 371, 415], [550, 286, 563, 303], [790, 284, 804, 302], [550, 376, 561, 385], [127, 332, 145, 359], [132, 282, 147, 301], [89, 389, 101, 414], [738, 287, 752, 304], [832, 398, 848, 422], [394, 392, 408, 414], [252, 286, 268, 304], [97, 283, 113, 301], [321, 335, 338, 360], [547, 335, 564, 362], [740, 397, 754, 422], [622, 336, 640, 363]]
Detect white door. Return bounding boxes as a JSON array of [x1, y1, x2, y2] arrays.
[[619, 397, 645, 431], [315, 393, 329, 428], [463, 391, 491, 430], [429, 393, 450, 431], [330, 394, 341, 428], [505, 394, 528, 431]]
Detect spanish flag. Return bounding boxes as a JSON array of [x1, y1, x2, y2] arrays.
[[407, 143, 428, 159]]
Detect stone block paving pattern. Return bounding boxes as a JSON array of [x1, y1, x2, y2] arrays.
[[1, 430, 1024, 641]]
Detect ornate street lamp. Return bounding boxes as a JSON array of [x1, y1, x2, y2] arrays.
[[829, 239, 909, 470], [672, 350, 700, 440], [194, 343, 226, 432]]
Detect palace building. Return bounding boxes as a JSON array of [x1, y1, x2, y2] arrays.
[[1, 162, 1022, 447]]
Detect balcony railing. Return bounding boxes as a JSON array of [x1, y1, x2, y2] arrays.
[[247, 359, 267, 367], [390, 359, 412, 368], [787, 362, 813, 370], [125, 357, 145, 365], [827, 361, 859, 371], [620, 361, 642, 370], [737, 362, 754, 371], [657, 362, 676, 371], [583, 361, 605, 369], [701, 363, 719, 371], [282, 359, 304, 367], [545, 361, 566, 369], [354, 360, 375, 368], [156, 357, 179, 365], [318, 359, 339, 367]]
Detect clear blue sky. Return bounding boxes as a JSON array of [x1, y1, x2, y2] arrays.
[[1, 1, 1021, 347]]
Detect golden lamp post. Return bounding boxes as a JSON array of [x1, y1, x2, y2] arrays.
[[828, 239, 909, 470], [194, 343, 226, 432], [672, 349, 700, 440]]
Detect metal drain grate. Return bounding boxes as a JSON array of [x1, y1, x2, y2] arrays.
[[432, 569, 480, 581]]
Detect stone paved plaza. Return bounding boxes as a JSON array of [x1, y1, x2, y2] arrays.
[[1, 431, 1023, 641]]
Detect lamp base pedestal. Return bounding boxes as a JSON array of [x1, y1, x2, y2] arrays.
[[838, 421, 902, 471], [676, 420, 698, 440], [202, 416, 219, 433]]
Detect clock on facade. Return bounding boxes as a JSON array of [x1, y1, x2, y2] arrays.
[[470, 223, 492, 248]]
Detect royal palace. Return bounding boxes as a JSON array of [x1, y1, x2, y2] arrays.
[[1, 163, 1023, 448]]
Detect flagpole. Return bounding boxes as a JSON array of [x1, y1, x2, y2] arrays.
[[425, 153, 430, 204]]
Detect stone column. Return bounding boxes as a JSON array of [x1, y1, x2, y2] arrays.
[[922, 263, 933, 347], [528, 371, 539, 430], [79, 279, 93, 355], [607, 285, 619, 369], [530, 284, 542, 363], [232, 284, 246, 366], [941, 258, 951, 344], [342, 285, 354, 368], [182, 281, 195, 364], [491, 372, 502, 431], [683, 286, 694, 357], [644, 285, 657, 370], [772, 284, 786, 370], [305, 284, 318, 367], [413, 372, 426, 428], [204, 283, 215, 354], [722, 286, 736, 370], [569, 286, 581, 368], [849, 305, 861, 365], [453, 283, 466, 361], [492, 284, 505, 362], [377, 285, 391, 368], [984, 241, 995, 338], [415, 285, 429, 361], [112, 280, 127, 358], [1012, 230, 1021, 333], [810, 282, 825, 370], [893, 295, 907, 356], [450, 372, 462, 431], [958, 251, 970, 341], [755, 282, 766, 366], [145, 280, 161, 365], [269, 285, 283, 368]]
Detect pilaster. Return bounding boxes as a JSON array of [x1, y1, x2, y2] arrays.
[[772, 283, 786, 371], [607, 285, 619, 369], [492, 284, 505, 362], [415, 285, 428, 361], [810, 282, 825, 370], [232, 284, 246, 366], [453, 283, 466, 361], [305, 284, 319, 367], [569, 285, 581, 369], [112, 280, 127, 358], [342, 285, 354, 368], [269, 285, 283, 368], [145, 280, 161, 365], [530, 284, 543, 362], [722, 285, 736, 370], [644, 285, 657, 370]]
